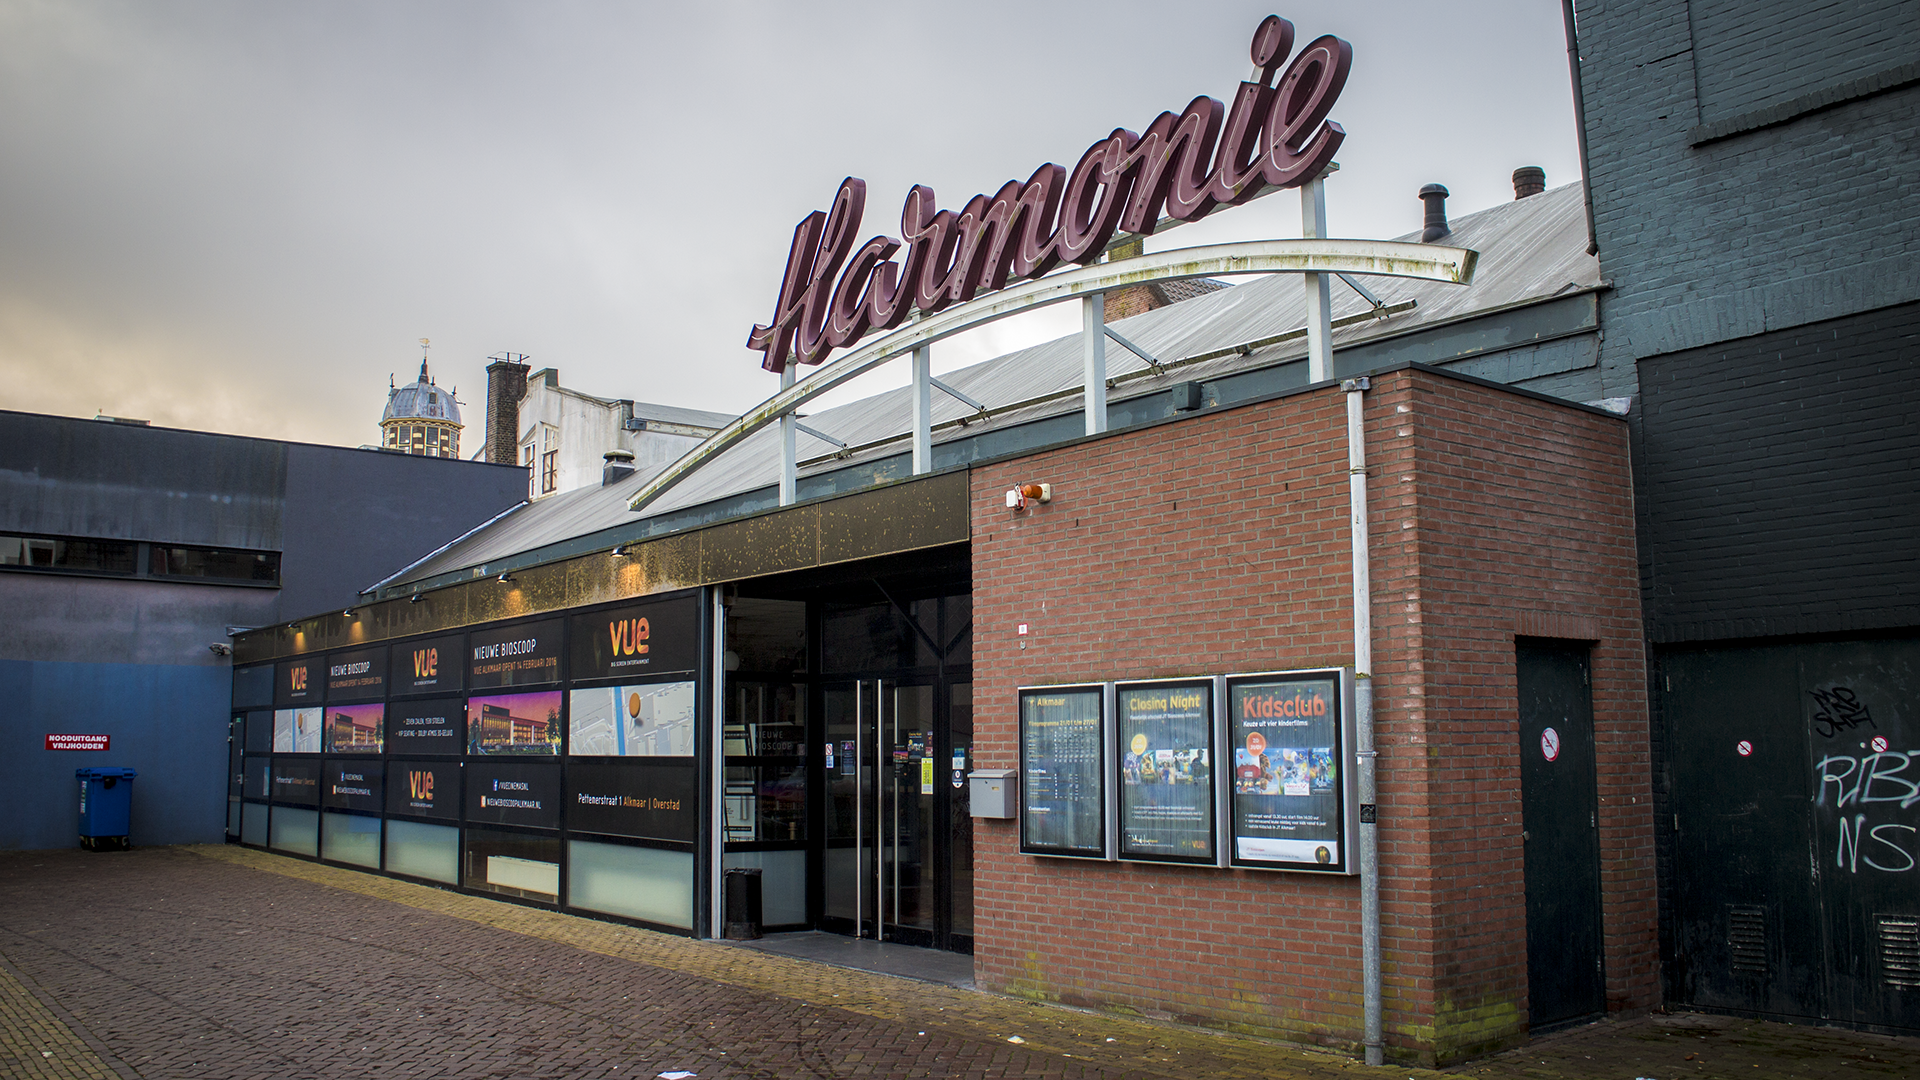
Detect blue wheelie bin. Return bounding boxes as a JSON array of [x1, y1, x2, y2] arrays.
[[77, 767, 137, 851]]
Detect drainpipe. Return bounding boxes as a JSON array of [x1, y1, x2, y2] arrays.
[[1342, 375, 1382, 1066]]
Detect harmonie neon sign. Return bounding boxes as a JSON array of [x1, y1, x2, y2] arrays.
[[747, 15, 1353, 374]]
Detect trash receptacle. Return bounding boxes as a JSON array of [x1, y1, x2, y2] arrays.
[[77, 767, 137, 852], [723, 867, 763, 940]]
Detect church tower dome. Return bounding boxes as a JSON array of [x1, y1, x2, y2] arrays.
[[380, 339, 464, 457]]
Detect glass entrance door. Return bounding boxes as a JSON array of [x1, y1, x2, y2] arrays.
[[821, 680, 947, 946]]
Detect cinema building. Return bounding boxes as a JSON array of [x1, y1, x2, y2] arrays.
[[229, 103, 1673, 1066]]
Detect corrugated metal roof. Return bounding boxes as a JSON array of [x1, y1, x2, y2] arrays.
[[386, 184, 1598, 589]]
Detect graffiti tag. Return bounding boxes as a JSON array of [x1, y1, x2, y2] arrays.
[[1809, 686, 1875, 739], [1817, 748, 1918, 874]]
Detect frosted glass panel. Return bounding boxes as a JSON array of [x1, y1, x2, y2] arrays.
[[568, 840, 693, 929], [723, 849, 806, 926], [385, 819, 459, 883], [322, 812, 381, 868], [242, 802, 269, 846], [269, 807, 318, 856]]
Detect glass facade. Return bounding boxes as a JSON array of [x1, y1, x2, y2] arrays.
[[235, 589, 707, 934]]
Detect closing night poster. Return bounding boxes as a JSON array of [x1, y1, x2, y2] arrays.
[[1116, 680, 1214, 862], [1229, 673, 1347, 870]]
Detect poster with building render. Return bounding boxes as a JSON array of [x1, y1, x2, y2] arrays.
[[1228, 671, 1350, 872], [1116, 680, 1215, 863], [1019, 685, 1106, 857]]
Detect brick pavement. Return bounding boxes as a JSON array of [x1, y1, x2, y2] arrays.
[[0, 846, 1913, 1080]]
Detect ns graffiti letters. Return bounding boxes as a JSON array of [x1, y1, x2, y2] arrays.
[[1817, 747, 1918, 873]]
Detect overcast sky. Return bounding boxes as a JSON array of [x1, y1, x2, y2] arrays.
[[0, 1, 1580, 448]]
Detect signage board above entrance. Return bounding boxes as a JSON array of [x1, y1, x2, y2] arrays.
[[747, 15, 1352, 374]]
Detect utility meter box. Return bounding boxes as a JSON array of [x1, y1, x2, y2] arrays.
[[968, 769, 1017, 819]]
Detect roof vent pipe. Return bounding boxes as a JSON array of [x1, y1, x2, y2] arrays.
[[1419, 184, 1450, 242], [602, 449, 636, 486], [1512, 166, 1546, 199]]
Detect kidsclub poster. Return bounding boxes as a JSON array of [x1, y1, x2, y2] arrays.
[[1116, 681, 1214, 862], [467, 691, 563, 755], [1229, 674, 1345, 870]]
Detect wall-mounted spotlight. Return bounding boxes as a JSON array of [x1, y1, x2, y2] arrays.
[[1003, 482, 1052, 511], [497, 572, 514, 584], [342, 609, 356, 619], [408, 593, 425, 604], [610, 545, 630, 558]]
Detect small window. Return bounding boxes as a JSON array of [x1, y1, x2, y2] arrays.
[[0, 534, 137, 574], [150, 545, 281, 585], [542, 450, 558, 494]]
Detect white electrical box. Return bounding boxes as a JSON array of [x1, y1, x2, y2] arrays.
[[968, 769, 1017, 819]]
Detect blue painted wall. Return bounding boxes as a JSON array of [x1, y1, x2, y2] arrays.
[[0, 658, 229, 850]]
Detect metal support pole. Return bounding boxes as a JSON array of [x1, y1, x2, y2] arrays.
[[709, 587, 729, 940], [778, 366, 797, 505], [1303, 177, 1334, 383], [1344, 376, 1382, 1066], [911, 345, 932, 474], [1082, 293, 1108, 434]]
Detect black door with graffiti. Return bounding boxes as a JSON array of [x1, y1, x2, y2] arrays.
[[1517, 638, 1607, 1029], [1663, 637, 1920, 1032]]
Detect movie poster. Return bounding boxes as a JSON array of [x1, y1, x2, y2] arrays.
[[467, 690, 564, 756], [1116, 680, 1214, 863], [1019, 685, 1106, 857], [568, 682, 696, 756], [273, 708, 323, 753], [324, 702, 385, 754], [1228, 672, 1348, 871]]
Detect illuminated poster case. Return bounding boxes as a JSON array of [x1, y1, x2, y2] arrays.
[[1226, 669, 1357, 874], [1018, 684, 1109, 859], [1114, 678, 1216, 865]]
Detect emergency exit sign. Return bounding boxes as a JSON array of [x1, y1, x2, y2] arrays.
[[47, 734, 109, 751]]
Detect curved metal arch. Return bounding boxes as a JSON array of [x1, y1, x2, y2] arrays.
[[630, 237, 1477, 513]]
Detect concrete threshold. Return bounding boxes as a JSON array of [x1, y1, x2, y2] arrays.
[[728, 930, 975, 989]]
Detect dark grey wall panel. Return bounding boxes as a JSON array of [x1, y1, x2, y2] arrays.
[[0, 411, 286, 549], [1637, 301, 1920, 641], [279, 443, 526, 618]]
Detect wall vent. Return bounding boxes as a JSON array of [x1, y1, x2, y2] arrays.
[[1881, 915, 1920, 989], [1728, 905, 1768, 975]]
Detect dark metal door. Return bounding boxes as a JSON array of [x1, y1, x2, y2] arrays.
[[1517, 638, 1606, 1028], [1665, 638, 1920, 1031]]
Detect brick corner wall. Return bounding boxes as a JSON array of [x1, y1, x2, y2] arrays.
[[968, 369, 1652, 1065]]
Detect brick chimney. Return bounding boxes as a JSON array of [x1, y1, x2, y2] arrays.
[[1103, 236, 1156, 321], [484, 354, 531, 465], [1512, 166, 1546, 199]]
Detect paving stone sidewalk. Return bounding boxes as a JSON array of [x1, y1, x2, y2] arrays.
[[0, 847, 1911, 1080]]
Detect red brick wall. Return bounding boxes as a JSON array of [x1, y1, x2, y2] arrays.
[[968, 367, 1653, 1064]]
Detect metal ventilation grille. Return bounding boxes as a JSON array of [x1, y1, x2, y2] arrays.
[[1881, 915, 1920, 989], [1728, 905, 1768, 975]]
